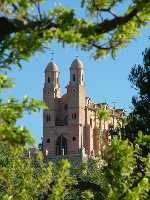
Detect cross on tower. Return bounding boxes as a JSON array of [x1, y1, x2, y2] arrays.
[[51, 51, 54, 61]]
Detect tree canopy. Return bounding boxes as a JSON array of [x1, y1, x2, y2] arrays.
[[0, 0, 150, 71], [129, 47, 150, 136]]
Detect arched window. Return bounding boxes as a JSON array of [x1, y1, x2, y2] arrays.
[[56, 135, 67, 155], [48, 77, 50, 83], [90, 118, 92, 127], [82, 74, 84, 81], [73, 74, 75, 81]]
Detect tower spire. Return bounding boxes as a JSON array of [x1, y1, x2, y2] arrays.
[[44, 58, 60, 98], [69, 57, 84, 85]]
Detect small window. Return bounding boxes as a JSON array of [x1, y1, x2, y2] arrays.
[[72, 113, 76, 119], [72, 137, 76, 141], [64, 104, 68, 111], [47, 138, 50, 143], [90, 118, 92, 127], [46, 114, 51, 122], [48, 77, 50, 83], [73, 74, 75, 82]]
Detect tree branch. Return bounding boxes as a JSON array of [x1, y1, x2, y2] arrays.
[[95, 8, 138, 35], [0, 17, 57, 42], [92, 43, 111, 50], [0, 7, 138, 43]]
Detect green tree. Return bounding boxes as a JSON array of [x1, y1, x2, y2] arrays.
[[0, 144, 77, 200], [97, 108, 110, 130], [0, 0, 150, 71], [127, 47, 150, 138], [73, 134, 150, 200], [0, 74, 46, 145], [111, 45, 150, 156], [103, 135, 150, 200], [117, 45, 150, 158], [97, 108, 110, 158]]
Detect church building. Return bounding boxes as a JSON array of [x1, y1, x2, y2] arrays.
[[43, 58, 125, 162]]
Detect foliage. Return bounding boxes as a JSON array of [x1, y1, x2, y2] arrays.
[[116, 45, 150, 155], [127, 47, 150, 137], [0, 144, 51, 199], [73, 158, 107, 200], [111, 44, 150, 157], [104, 135, 150, 200], [0, 0, 150, 71], [135, 131, 150, 157], [0, 144, 77, 200], [97, 108, 110, 122], [50, 160, 76, 200], [75, 135, 150, 200], [0, 74, 46, 145]]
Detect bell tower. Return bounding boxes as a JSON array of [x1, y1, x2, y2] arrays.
[[43, 61, 60, 152], [67, 58, 85, 150]]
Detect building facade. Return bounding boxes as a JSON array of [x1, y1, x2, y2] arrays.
[[43, 58, 125, 161]]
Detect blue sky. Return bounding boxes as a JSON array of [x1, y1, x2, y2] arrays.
[[3, 1, 150, 144]]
